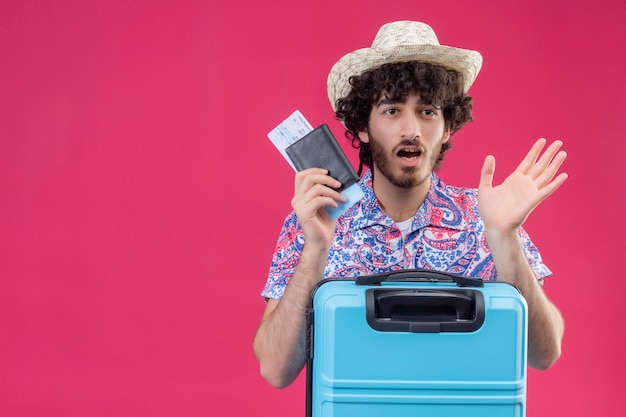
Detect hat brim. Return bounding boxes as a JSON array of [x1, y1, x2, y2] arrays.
[[327, 44, 483, 112]]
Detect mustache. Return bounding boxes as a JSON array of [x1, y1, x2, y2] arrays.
[[401, 138, 419, 146]]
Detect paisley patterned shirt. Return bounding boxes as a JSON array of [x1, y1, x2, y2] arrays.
[[261, 169, 551, 300]]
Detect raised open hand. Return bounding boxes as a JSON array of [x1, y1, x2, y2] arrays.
[[478, 139, 568, 234]]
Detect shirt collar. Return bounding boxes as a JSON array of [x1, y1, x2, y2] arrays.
[[342, 168, 475, 232]]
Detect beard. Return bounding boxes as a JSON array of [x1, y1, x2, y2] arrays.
[[369, 134, 443, 189]]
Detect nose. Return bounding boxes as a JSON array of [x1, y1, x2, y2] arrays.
[[400, 112, 420, 141]]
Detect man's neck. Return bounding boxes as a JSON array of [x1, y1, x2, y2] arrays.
[[371, 169, 432, 223]]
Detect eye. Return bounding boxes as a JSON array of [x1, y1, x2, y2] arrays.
[[384, 108, 398, 115], [421, 108, 437, 117]]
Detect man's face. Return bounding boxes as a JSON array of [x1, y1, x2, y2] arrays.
[[358, 91, 450, 189]]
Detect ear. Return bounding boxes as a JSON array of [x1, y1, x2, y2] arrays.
[[442, 129, 451, 144], [358, 129, 370, 144]]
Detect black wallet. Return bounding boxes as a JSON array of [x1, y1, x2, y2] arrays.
[[285, 124, 359, 192]]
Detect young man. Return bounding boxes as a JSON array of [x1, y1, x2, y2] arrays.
[[254, 21, 567, 389]]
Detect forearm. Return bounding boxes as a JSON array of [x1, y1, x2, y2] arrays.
[[487, 229, 564, 370], [253, 244, 329, 388]]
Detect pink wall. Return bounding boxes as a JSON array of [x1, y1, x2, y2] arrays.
[[1, 0, 624, 416]]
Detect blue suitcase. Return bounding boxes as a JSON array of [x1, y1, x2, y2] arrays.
[[306, 269, 528, 417]]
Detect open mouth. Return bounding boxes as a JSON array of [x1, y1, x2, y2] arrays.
[[397, 147, 423, 160]]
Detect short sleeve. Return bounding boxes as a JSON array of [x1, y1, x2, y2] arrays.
[[260, 212, 304, 300], [519, 227, 553, 281]]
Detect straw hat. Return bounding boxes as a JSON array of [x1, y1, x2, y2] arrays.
[[327, 21, 483, 111]]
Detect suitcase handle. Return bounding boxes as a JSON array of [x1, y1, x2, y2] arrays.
[[366, 288, 485, 332], [355, 268, 484, 288]]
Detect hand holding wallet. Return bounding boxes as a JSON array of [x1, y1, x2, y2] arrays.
[[285, 124, 359, 192]]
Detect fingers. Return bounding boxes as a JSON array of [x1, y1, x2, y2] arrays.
[[516, 139, 569, 204], [518, 139, 565, 173], [530, 138, 564, 173], [516, 138, 548, 174], [291, 168, 346, 213], [294, 168, 340, 190], [479, 155, 496, 189], [538, 172, 569, 201]]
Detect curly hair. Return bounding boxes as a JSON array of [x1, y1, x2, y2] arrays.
[[334, 61, 474, 173]]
